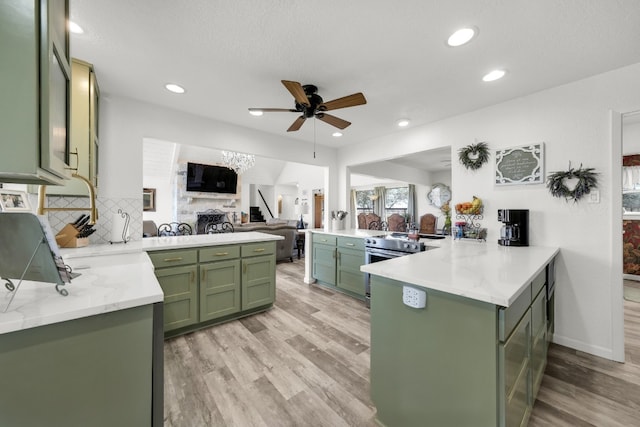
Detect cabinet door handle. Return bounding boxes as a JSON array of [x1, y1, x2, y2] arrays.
[[163, 257, 183, 262], [253, 248, 265, 253], [333, 250, 336, 259], [190, 271, 195, 283], [215, 252, 229, 256], [201, 269, 206, 281], [243, 262, 247, 274]]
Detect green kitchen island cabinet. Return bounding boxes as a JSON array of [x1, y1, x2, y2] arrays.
[[144, 234, 279, 338], [362, 239, 558, 427], [0, 251, 164, 427]]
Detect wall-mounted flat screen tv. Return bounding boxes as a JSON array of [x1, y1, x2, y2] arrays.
[[186, 162, 238, 194]]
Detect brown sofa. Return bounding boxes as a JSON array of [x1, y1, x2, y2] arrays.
[[234, 222, 297, 262]]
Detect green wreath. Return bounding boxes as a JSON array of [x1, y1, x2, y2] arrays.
[[546, 165, 598, 202], [458, 142, 490, 170]]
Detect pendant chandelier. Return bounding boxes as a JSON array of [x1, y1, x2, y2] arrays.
[[221, 150, 255, 174]]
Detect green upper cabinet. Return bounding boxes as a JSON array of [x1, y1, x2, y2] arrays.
[[0, 0, 72, 185], [42, 58, 100, 195]]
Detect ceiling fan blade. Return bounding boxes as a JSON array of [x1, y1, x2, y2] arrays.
[[248, 108, 297, 113], [316, 113, 351, 129], [281, 80, 310, 107], [319, 92, 366, 111], [287, 115, 306, 132]]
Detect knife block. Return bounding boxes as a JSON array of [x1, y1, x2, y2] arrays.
[[55, 224, 89, 248]]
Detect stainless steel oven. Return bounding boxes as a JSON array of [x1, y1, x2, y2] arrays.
[[364, 235, 428, 307]]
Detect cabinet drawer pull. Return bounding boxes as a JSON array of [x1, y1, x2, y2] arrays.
[[320, 239, 328, 242], [215, 252, 229, 256], [346, 243, 355, 246], [163, 257, 183, 262], [253, 248, 265, 252]]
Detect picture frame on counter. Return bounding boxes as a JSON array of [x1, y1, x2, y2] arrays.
[[495, 143, 544, 186], [0, 190, 32, 212], [143, 188, 156, 211]]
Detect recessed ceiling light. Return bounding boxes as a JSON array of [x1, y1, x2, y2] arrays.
[[248, 109, 263, 116], [165, 83, 185, 94], [69, 21, 84, 34], [482, 69, 506, 82], [332, 132, 343, 137], [447, 27, 476, 47], [397, 119, 410, 127]]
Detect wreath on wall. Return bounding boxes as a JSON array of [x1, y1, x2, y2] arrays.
[[546, 164, 599, 202], [458, 141, 490, 170]]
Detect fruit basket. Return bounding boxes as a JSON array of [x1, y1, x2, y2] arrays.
[[455, 196, 483, 215]]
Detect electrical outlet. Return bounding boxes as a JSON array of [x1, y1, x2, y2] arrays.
[[403, 286, 427, 309], [587, 190, 600, 203]]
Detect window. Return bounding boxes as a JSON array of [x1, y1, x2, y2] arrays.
[[354, 187, 409, 216], [385, 187, 408, 216], [355, 190, 374, 214]]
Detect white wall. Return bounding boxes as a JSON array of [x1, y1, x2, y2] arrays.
[[337, 62, 640, 361]]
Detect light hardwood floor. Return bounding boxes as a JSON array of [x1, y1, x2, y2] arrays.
[[164, 260, 640, 426]]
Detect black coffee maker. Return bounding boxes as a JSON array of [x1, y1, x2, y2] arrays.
[[498, 209, 529, 246]]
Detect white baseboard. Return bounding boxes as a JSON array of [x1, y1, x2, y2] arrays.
[[552, 334, 623, 362]]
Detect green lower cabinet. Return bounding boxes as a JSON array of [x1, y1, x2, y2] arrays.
[[370, 262, 553, 427], [313, 241, 336, 286], [500, 308, 532, 427], [313, 234, 366, 299], [148, 242, 276, 338], [155, 264, 198, 332], [337, 247, 366, 296], [0, 305, 155, 427], [242, 254, 276, 310], [531, 288, 548, 397], [200, 259, 241, 321]]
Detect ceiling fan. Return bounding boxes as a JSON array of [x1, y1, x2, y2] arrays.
[[249, 80, 367, 132]]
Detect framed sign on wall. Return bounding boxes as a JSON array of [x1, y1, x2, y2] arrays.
[[495, 143, 544, 186]]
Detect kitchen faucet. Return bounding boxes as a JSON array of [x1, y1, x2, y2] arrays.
[[37, 173, 99, 225]]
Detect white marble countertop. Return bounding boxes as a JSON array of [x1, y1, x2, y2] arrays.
[[0, 251, 163, 334], [60, 231, 283, 259], [1, 232, 283, 335], [360, 238, 559, 307]]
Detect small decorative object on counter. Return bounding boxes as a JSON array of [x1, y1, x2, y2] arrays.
[[454, 222, 466, 239], [440, 201, 452, 235], [454, 196, 486, 241], [546, 163, 598, 202], [458, 141, 490, 170], [331, 210, 348, 231]]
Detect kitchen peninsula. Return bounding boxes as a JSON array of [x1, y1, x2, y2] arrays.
[[0, 231, 282, 427], [361, 238, 559, 427]]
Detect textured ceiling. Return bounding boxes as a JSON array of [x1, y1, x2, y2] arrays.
[[70, 0, 640, 151]]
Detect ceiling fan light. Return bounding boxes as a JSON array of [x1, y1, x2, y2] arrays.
[[332, 132, 343, 137], [482, 69, 506, 82], [447, 27, 476, 47], [397, 119, 410, 127], [249, 109, 263, 116], [165, 83, 185, 94]]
